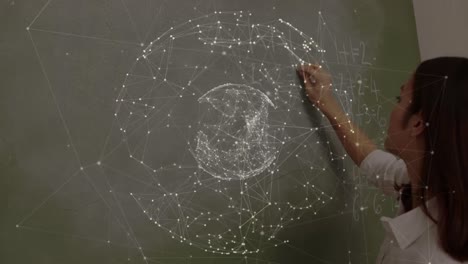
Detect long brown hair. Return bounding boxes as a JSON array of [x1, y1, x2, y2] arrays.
[[404, 57, 468, 261]]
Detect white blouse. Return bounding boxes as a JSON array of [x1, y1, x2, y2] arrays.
[[360, 149, 465, 264]]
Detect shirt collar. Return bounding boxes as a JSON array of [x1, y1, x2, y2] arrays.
[[380, 198, 438, 249]]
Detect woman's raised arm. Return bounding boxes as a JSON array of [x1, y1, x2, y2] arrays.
[[297, 64, 377, 166]]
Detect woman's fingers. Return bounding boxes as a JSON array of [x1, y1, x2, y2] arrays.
[[303, 65, 331, 85], [297, 64, 320, 73], [297, 64, 324, 81], [296, 63, 333, 105], [297, 64, 320, 87]]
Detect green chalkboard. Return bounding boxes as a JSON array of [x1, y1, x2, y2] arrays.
[[1, 0, 419, 263]]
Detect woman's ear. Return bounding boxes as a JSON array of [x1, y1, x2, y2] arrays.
[[410, 112, 425, 137]]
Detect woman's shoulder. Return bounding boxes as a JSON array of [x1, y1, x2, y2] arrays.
[[408, 225, 463, 263], [381, 203, 464, 263], [360, 149, 409, 197]]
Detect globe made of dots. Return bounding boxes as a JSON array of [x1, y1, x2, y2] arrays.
[[194, 83, 276, 180]]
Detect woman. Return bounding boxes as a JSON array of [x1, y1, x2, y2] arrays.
[[297, 57, 468, 263]]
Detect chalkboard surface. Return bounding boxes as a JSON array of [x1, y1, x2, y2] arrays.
[[1, 0, 419, 263]]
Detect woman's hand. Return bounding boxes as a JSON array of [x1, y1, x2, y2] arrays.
[[296, 64, 334, 108]]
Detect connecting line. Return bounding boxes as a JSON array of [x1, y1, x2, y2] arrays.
[[283, 45, 304, 63], [28, 28, 142, 47], [27, 0, 52, 29], [239, 203, 271, 228]]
